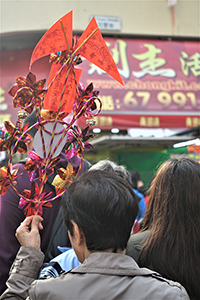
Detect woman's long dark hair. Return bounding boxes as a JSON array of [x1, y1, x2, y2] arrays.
[[139, 157, 200, 300]]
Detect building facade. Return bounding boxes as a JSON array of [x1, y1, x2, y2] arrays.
[[1, 0, 199, 183]]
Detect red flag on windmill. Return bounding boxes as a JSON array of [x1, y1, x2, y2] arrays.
[[29, 11, 124, 113]]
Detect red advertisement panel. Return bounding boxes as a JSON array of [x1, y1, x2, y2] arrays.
[[0, 37, 199, 129]]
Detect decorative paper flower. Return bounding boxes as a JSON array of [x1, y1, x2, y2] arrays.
[[73, 82, 100, 118], [8, 72, 46, 114], [24, 150, 60, 182], [19, 182, 52, 216], [65, 125, 94, 159], [0, 165, 20, 196], [0, 121, 32, 154], [52, 163, 75, 195]]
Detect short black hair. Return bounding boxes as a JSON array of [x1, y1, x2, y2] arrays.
[[62, 170, 139, 252], [129, 170, 141, 189]]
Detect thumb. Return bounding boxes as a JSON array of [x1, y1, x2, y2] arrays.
[[31, 215, 43, 231]]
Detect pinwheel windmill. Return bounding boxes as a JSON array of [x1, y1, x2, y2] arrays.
[[0, 11, 124, 217]]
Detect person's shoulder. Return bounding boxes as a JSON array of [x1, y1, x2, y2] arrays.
[[131, 270, 190, 299], [29, 268, 80, 299], [56, 248, 81, 271], [53, 248, 76, 263], [128, 230, 149, 245], [126, 262, 189, 300], [149, 273, 189, 299], [12, 160, 27, 174], [132, 188, 144, 200], [126, 230, 149, 261]]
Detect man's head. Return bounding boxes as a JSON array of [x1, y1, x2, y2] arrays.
[[90, 159, 133, 186], [62, 170, 139, 254]]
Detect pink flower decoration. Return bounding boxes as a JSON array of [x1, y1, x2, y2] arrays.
[[19, 182, 52, 216], [24, 150, 60, 182], [65, 125, 94, 159], [8, 72, 46, 114]]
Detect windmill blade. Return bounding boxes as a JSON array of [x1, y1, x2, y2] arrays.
[[74, 17, 124, 86], [43, 63, 82, 112], [30, 11, 73, 67]]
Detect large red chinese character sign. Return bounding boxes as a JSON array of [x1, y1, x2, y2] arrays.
[[83, 39, 200, 129]]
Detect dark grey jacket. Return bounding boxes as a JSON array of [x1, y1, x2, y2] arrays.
[[1, 246, 189, 300], [126, 230, 149, 263]]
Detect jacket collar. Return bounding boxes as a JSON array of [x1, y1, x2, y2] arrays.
[[71, 252, 157, 277]]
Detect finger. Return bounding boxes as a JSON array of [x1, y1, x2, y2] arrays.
[[31, 215, 43, 231], [20, 216, 34, 228], [38, 222, 43, 230]]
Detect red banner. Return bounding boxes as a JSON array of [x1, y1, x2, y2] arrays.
[[0, 36, 199, 129]]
